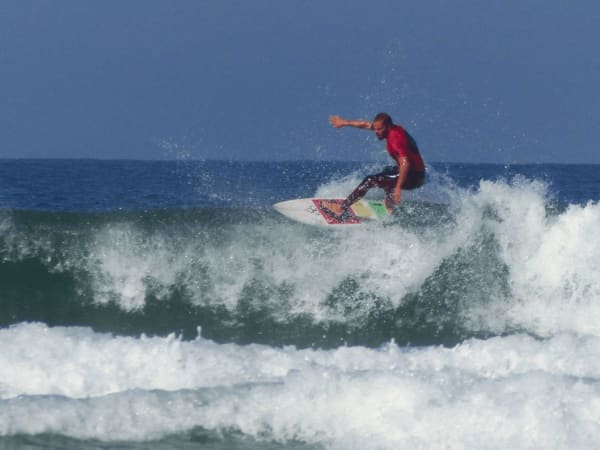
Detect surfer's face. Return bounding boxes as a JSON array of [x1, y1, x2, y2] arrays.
[[373, 121, 389, 140]]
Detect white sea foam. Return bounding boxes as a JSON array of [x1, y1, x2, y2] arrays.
[[4, 174, 600, 339], [84, 223, 188, 310], [4, 174, 579, 341], [457, 178, 600, 336], [0, 323, 599, 448]]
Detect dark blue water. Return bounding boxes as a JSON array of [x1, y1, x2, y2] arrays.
[[2, 160, 598, 212], [0, 160, 359, 211]]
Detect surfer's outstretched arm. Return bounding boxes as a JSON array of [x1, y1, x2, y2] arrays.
[[329, 115, 372, 130]]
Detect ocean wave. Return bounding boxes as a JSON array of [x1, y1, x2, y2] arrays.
[[1, 176, 599, 345], [0, 323, 599, 448]]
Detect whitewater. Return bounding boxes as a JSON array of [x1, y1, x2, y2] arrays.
[[0, 160, 599, 449]]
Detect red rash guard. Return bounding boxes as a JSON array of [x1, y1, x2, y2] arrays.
[[386, 125, 425, 173]]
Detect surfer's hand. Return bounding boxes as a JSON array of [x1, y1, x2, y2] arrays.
[[329, 115, 345, 128]]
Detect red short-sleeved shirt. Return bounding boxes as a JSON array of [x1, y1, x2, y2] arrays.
[[386, 125, 425, 172]]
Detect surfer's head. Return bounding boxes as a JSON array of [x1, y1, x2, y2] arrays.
[[372, 112, 393, 140]]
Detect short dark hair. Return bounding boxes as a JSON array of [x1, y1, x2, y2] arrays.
[[373, 112, 393, 127]]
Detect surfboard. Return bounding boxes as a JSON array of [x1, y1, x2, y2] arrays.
[[273, 198, 391, 226]]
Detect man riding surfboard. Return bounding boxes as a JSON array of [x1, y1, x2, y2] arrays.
[[324, 112, 425, 219]]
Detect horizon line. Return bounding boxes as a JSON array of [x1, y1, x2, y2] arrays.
[[0, 157, 598, 166]]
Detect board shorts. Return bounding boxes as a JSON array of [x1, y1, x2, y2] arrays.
[[344, 166, 425, 207], [378, 165, 425, 190]]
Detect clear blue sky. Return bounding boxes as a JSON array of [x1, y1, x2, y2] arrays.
[[1, 1, 599, 163]]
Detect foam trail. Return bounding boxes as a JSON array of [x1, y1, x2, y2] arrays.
[[0, 324, 600, 448], [3, 324, 600, 399], [2, 371, 598, 448]]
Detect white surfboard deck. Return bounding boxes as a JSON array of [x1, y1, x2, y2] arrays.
[[273, 198, 391, 227]]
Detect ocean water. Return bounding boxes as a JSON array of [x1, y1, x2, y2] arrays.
[[1, 159, 600, 449]]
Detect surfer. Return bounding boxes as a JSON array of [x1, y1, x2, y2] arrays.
[[326, 112, 425, 218]]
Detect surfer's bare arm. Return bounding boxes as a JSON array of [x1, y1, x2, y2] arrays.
[[329, 115, 372, 130], [394, 156, 410, 205]]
